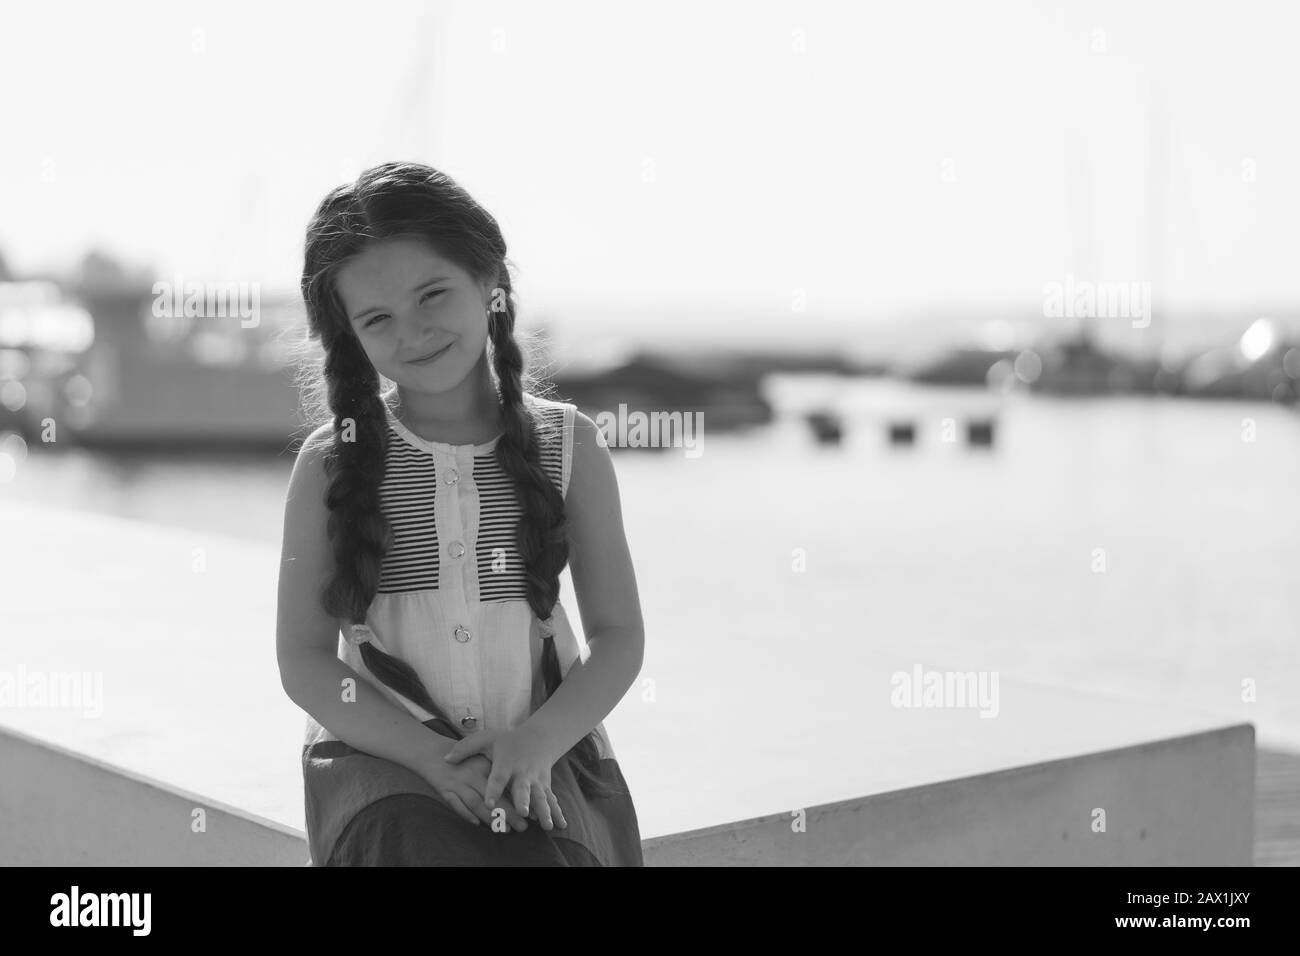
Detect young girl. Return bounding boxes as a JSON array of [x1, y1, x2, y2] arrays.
[[276, 162, 645, 866]]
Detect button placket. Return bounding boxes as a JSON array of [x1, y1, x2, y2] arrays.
[[436, 446, 482, 725]]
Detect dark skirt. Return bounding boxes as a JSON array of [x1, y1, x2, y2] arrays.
[[303, 716, 644, 867]]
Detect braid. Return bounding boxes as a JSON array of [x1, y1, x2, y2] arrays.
[[488, 280, 627, 801]]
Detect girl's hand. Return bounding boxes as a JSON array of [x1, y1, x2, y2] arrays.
[[422, 752, 531, 833], [443, 727, 569, 831]]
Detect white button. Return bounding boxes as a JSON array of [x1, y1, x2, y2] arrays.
[[453, 625, 471, 643], [448, 540, 466, 558], [444, 467, 459, 485]]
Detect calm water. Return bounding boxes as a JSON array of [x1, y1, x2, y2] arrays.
[[4, 377, 1299, 749]]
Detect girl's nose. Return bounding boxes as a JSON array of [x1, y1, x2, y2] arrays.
[[397, 311, 433, 346]]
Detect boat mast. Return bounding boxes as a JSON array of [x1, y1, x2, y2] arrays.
[[1064, 127, 1095, 348], [1143, 75, 1167, 360]]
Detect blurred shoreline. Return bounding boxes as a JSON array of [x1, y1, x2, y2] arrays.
[[1, 271, 1297, 452]]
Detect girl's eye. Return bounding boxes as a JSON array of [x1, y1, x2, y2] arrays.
[[362, 290, 441, 327]]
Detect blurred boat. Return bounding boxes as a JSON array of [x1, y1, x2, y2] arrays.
[[552, 349, 774, 439], [904, 328, 1171, 396], [905, 347, 1017, 387], [804, 409, 843, 445], [32, 278, 304, 450], [1181, 317, 1300, 404], [1027, 332, 1165, 396], [0, 279, 96, 442]]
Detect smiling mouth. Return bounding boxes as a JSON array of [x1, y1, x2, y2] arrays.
[[408, 343, 453, 364]]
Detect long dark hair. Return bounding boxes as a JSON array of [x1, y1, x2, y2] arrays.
[[299, 161, 621, 801]]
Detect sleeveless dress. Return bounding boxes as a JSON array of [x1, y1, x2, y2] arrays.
[[299, 390, 644, 866]]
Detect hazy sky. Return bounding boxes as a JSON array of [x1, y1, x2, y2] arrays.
[[3, 0, 1297, 345]]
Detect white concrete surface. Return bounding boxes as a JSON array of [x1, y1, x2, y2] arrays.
[[0, 724, 305, 866], [0, 722, 1252, 865], [0, 497, 1258, 863], [641, 725, 1254, 865]]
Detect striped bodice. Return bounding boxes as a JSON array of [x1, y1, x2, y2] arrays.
[[376, 396, 567, 602]]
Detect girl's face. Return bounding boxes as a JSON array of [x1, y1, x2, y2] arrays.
[[333, 236, 492, 394]]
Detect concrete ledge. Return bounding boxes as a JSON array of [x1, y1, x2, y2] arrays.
[[642, 725, 1255, 866], [0, 501, 1263, 865], [2, 721, 1253, 866], [0, 725, 306, 866]]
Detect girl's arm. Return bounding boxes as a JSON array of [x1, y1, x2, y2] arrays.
[[275, 425, 455, 780], [521, 411, 646, 761]]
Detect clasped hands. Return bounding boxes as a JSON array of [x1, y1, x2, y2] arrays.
[[425, 725, 569, 833]]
